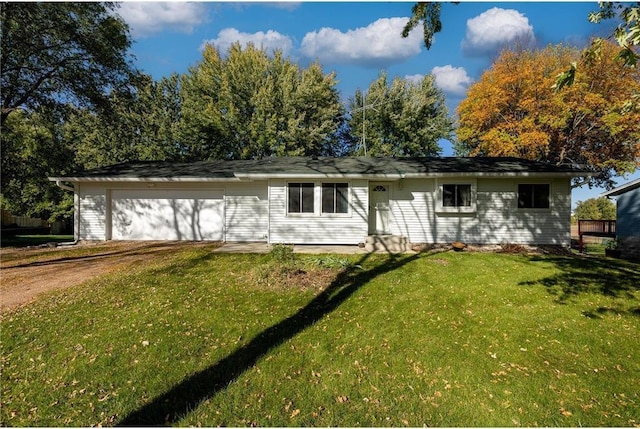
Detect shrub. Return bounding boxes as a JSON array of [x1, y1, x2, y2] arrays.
[[269, 243, 296, 265]]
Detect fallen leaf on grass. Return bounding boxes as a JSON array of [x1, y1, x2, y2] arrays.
[[560, 408, 573, 417]]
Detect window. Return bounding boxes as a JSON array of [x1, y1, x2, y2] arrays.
[[518, 184, 550, 208], [288, 183, 314, 213], [437, 181, 477, 213], [322, 183, 348, 214], [442, 184, 472, 207]]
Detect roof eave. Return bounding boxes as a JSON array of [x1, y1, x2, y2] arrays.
[[241, 171, 589, 179], [50, 170, 589, 183], [48, 176, 247, 183], [600, 177, 640, 197]]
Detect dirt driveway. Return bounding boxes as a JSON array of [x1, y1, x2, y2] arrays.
[[0, 241, 220, 313]]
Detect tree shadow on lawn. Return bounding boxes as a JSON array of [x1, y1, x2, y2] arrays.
[[519, 255, 640, 318], [117, 251, 421, 426]]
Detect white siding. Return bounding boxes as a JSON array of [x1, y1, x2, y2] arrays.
[[225, 181, 269, 242], [388, 177, 572, 246], [78, 184, 107, 240], [477, 178, 571, 245], [389, 178, 437, 242], [268, 179, 368, 244]]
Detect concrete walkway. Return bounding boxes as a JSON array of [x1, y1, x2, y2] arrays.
[[213, 242, 370, 254]]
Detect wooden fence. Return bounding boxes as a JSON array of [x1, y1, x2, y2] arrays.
[[1, 209, 49, 228]]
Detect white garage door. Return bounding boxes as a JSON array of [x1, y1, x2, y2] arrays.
[[111, 189, 224, 241]]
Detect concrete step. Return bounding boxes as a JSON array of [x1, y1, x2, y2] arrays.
[[364, 235, 410, 253]]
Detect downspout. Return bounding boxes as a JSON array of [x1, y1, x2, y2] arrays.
[[53, 180, 79, 246], [267, 179, 271, 244], [55, 180, 74, 192]]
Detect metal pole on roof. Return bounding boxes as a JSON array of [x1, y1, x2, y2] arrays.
[[362, 92, 367, 156], [348, 86, 397, 157]]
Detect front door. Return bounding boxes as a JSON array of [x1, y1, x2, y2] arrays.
[[369, 182, 391, 234]]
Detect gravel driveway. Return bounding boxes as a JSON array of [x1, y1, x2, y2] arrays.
[[0, 241, 220, 313]]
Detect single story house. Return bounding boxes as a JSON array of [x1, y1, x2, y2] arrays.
[[50, 156, 589, 249], [601, 177, 640, 259]]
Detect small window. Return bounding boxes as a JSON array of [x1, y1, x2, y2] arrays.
[[322, 183, 348, 214], [518, 184, 550, 208], [442, 184, 472, 207], [288, 183, 314, 213]]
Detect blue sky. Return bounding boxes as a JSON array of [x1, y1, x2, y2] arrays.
[[115, 1, 639, 208]]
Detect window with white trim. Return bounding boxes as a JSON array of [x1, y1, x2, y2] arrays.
[[437, 180, 476, 213], [518, 184, 550, 209], [443, 184, 472, 207], [288, 183, 314, 213], [322, 183, 348, 214]]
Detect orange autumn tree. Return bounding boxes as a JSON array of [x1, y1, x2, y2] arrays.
[[457, 42, 640, 188]]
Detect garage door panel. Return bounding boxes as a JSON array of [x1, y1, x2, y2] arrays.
[[111, 189, 224, 241]]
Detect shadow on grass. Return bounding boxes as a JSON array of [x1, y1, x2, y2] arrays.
[[520, 255, 640, 317], [117, 251, 421, 426]]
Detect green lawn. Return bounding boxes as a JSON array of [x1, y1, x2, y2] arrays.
[[2, 247, 639, 427]]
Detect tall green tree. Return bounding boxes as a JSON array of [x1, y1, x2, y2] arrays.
[[346, 72, 453, 157], [0, 2, 134, 125], [0, 110, 75, 222], [0, 2, 137, 220], [179, 43, 343, 160], [574, 197, 617, 220], [1, 73, 182, 222], [289, 62, 345, 156], [64, 73, 183, 169]]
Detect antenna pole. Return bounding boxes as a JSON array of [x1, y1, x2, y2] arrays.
[[362, 91, 367, 156]]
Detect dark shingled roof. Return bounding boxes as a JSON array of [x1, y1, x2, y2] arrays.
[[54, 157, 592, 180]]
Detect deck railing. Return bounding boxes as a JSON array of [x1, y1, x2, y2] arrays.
[[577, 219, 616, 251], [578, 220, 616, 237]]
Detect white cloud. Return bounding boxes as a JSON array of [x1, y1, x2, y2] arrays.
[[200, 28, 294, 56], [268, 2, 302, 12], [118, 2, 209, 37], [431, 65, 474, 97], [300, 17, 423, 66], [462, 7, 535, 56], [404, 74, 425, 85]]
